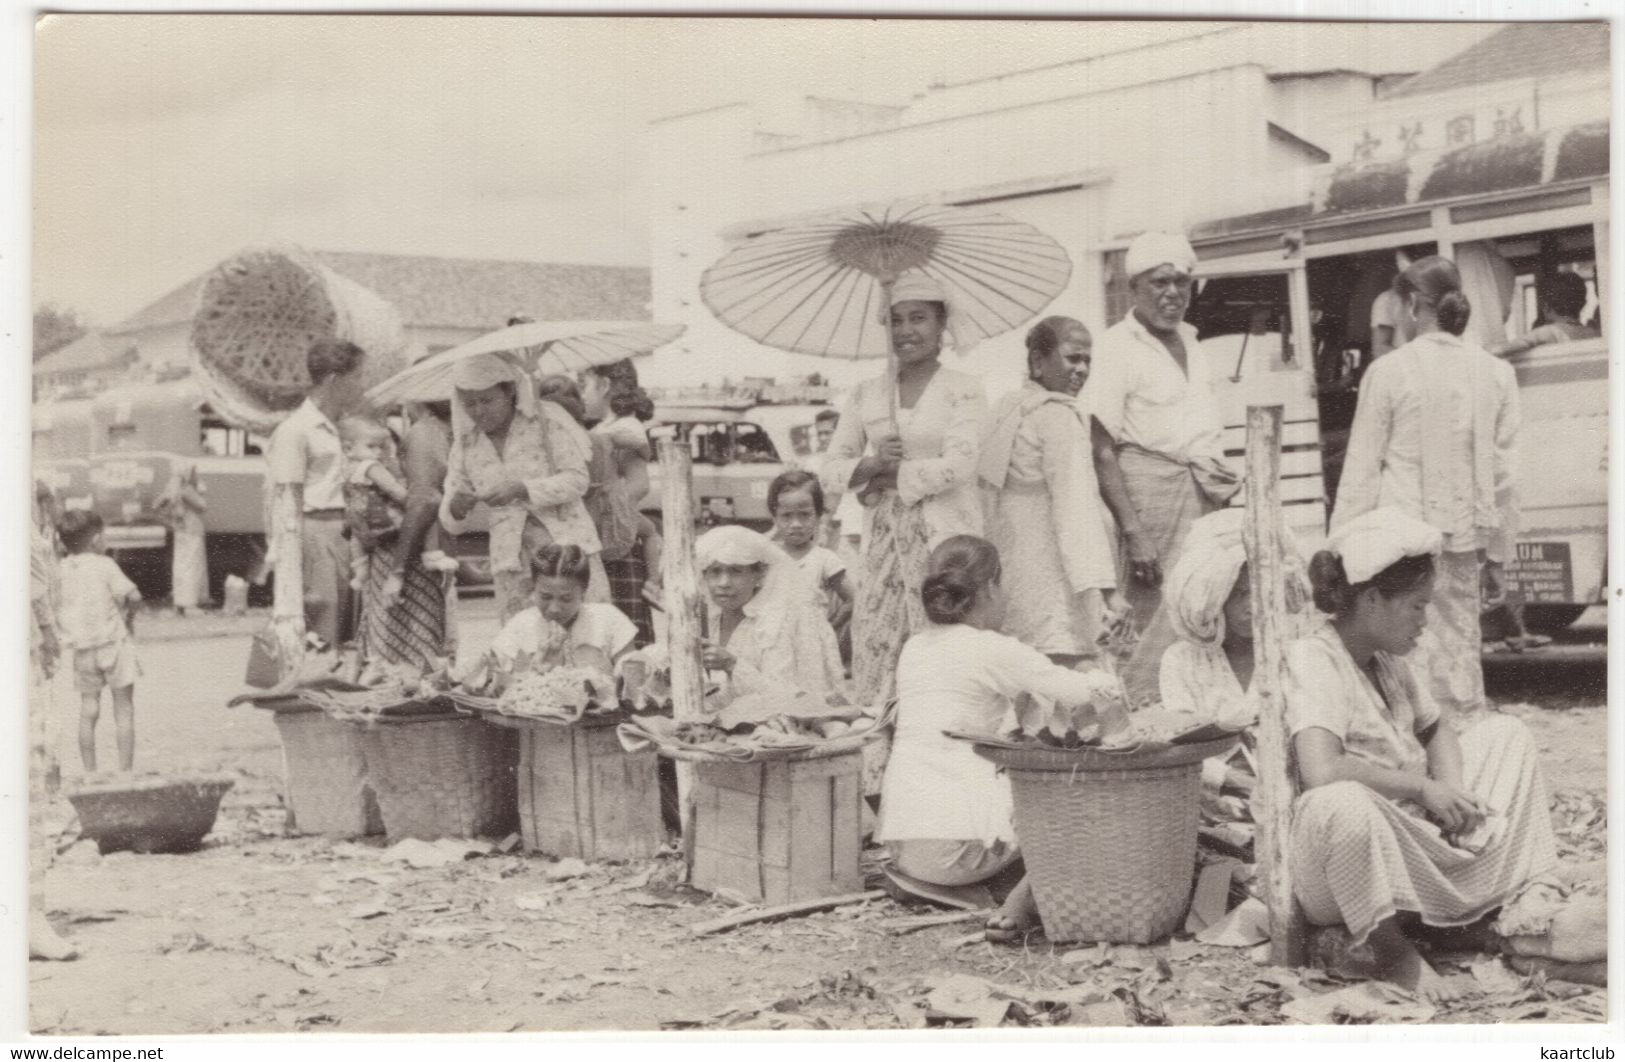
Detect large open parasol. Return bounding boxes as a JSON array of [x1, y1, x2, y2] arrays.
[[367, 319, 685, 405], [701, 201, 1071, 415]]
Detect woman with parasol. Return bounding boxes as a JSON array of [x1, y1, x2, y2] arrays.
[[820, 273, 989, 716], [439, 353, 607, 622]]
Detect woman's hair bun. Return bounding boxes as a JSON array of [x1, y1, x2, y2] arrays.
[[1307, 550, 1351, 615], [1436, 290, 1472, 336], [921, 570, 978, 624]]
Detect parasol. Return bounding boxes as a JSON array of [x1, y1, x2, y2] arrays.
[[700, 201, 1071, 415], [367, 320, 685, 405]]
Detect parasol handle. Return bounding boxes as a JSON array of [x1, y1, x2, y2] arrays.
[[879, 273, 899, 431]]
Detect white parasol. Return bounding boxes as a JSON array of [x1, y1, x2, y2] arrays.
[[700, 201, 1071, 414], [367, 319, 685, 405]]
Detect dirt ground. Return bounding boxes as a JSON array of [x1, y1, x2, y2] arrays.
[[27, 601, 1608, 1034]]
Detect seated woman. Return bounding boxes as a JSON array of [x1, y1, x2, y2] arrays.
[[693, 524, 844, 702], [877, 535, 1121, 922], [1287, 507, 1559, 1003], [485, 543, 638, 680], [1158, 508, 1313, 724]]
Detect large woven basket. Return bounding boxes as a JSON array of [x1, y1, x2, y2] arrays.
[[978, 736, 1237, 944], [361, 714, 519, 842], [273, 707, 383, 838], [189, 246, 408, 434], [64, 774, 235, 855]]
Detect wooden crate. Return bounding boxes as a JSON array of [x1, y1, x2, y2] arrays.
[[689, 750, 864, 905], [490, 715, 664, 862], [268, 700, 383, 838]]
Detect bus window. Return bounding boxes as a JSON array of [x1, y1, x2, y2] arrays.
[[732, 423, 778, 464], [1187, 273, 1295, 381]]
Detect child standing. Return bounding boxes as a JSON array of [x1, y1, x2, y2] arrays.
[[768, 470, 854, 666], [56, 510, 142, 772]]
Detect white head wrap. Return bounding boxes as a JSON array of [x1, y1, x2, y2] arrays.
[[1164, 508, 1312, 648], [886, 270, 975, 355], [695, 524, 783, 570], [1327, 507, 1443, 585], [451, 353, 537, 438], [1124, 232, 1197, 280]]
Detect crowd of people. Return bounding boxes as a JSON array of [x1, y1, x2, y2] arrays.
[[28, 231, 1577, 999]]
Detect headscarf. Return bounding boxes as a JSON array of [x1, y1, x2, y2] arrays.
[[1163, 508, 1310, 648], [886, 270, 976, 355], [1124, 231, 1197, 280], [1326, 506, 1443, 585], [696, 524, 783, 572], [976, 381, 1079, 490], [451, 353, 537, 439]]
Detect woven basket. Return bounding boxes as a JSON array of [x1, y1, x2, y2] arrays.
[[983, 737, 1237, 945], [64, 774, 235, 855], [361, 714, 519, 842], [189, 246, 408, 434], [273, 709, 383, 838]]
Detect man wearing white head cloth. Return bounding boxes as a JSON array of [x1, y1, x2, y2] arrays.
[[440, 353, 607, 622], [1081, 231, 1240, 706]]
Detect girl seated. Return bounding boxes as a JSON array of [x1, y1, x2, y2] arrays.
[[691, 524, 844, 702], [877, 535, 1121, 926], [1287, 507, 1559, 1003], [486, 543, 639, 680]]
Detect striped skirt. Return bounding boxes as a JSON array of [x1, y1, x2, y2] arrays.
[[1290, 713, 1558, 945], [356, 556, 456, 675]]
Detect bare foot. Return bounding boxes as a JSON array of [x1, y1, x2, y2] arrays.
[[986, 877, 1040, 943], [1368, 920, 1468, 1005]]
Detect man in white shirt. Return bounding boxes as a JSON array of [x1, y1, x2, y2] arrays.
[[267, 338, 368, 648], [1083, 231, 1240, 705]]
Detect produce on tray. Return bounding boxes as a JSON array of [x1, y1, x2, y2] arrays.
[[618, 696, 890, 762]]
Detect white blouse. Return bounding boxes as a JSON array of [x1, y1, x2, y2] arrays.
[[878, 624, 1115, 845], [819, 367, 987, 547]]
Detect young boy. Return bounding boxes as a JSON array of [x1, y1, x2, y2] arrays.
[[56, 510, 142, 772]]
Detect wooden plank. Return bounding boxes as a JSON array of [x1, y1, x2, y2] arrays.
[[828, 768, 864, 895], [658, 438, 705, 859], [1222, 420, 1322, 450], [689, 890, 887, 937], [270, 483, 306, 677], [1242, 404, 1308, 968], [786, 773, 832, 899]]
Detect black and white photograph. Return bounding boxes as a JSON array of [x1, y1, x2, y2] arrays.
[[17, 9, 1615, 1041]]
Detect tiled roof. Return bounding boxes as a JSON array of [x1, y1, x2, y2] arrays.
[[109, 251, 651, 334], [34, 331, 136, 377], [1384, 22, 1609, 100]]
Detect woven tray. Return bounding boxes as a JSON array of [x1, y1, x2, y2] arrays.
[[444, 689, 629, 729], [960, 734, 1240, 774], [630, 704, 896, 765]]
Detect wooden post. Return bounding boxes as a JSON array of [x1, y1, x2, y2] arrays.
[[270, 483, 306, 679], [1242, 403, 1307, 968], [657, 438, 707, 836]]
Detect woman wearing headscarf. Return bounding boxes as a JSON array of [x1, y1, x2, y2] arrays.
[[1157, 508, 1313, 723], [1331, 256, 1519, 722], [820, 273, 988, 701], [1288, 507, 1557, 1003], [160, 461, 209, 616], [363, 400, 459, 675], [691, 524, 844, 702], [978, 316, 1116, 663], [440, 353, 606, 623]]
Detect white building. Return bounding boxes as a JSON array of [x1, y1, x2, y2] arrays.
[[641, 21, 1514, 391]]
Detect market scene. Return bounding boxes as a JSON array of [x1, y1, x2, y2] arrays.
[[23, 16, 1611, 1036]]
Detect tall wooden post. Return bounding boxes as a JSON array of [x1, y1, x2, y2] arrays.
[[271, 483, 307, 678], [1242, 404, 1307, 968], [657, 438, 707, 834]]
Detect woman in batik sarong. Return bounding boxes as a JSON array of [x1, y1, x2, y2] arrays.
[[820, 272, 988, 796], [1331, 255, 1520, 721], [1288, 508, 1557, 1004]]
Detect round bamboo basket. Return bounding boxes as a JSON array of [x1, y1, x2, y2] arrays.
[[189, 247, 408, 433]]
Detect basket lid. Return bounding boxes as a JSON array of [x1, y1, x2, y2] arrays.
[[970, 734, 1240, 773]]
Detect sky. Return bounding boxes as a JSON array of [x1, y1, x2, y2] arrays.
[[33, 15, 1215, 328]]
